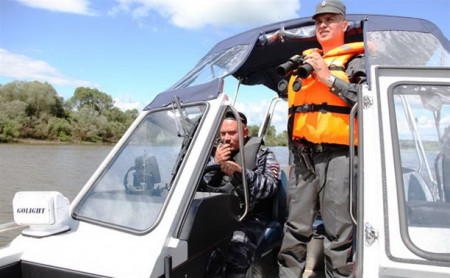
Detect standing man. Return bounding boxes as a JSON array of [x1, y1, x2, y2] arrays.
[[277, 0, 366, 277], [204, 111, 281, 277]]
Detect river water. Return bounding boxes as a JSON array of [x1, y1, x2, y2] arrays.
[[0, 144, 289, 247], [0, 144, 113, 246]]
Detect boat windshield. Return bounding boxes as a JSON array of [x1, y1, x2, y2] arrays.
[[169, 44, 251, 90], [392, 83, 450, 255], [366, 30, 450, 67], [73, 103, 206, 232]]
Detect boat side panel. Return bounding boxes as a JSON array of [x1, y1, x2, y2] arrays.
[[21, 260, 109, 278], [0, 261, 21, 278]]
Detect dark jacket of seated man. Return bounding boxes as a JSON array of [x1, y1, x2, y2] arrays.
[[203, 111, 281, 277]]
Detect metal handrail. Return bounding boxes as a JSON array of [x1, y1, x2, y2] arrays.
[[349, 103, 358, 225], [258, 96, 284, 139], [227, 107, 250, 221]]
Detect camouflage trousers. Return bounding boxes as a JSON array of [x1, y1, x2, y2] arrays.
[[225, 214, 269, 277]]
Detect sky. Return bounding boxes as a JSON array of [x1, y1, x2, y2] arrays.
[[1, 0, 449, 129]]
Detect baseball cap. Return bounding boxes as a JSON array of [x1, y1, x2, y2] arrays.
[[225, 111, 247, 125], [313, 0, 346, 19]]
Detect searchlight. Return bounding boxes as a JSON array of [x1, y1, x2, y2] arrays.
[[13, 191, 70, 238]]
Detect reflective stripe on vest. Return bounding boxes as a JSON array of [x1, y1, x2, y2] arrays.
[[288, 42, 364, 146]]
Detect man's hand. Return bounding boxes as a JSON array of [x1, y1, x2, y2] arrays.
[[215, 143, 242, 176], [215, 143, 232, 164], [221, 161, 242, 176], [304, 52, 332, 85]]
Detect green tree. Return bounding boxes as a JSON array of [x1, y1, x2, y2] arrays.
[[0, 117, 21, 142], [275, 130, 288, 146], [0, 81, 137, 143], [47, 117, 72, 141], [264, 126, 278, 146], [0, 81, 65, 140], [124, 109, 139, 127], [68, 87, 113, 114], [20, 81, 62, 118], [247, 124, 287, 146], [248, 125, 259, 136], [103, 107, 139, 141], [71, 106, 109, 142], [0, 100, 27, 125]]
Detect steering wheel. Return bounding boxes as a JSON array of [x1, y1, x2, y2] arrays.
[[199, 164, 236, 194]]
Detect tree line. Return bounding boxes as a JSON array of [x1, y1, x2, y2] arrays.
[[248, 125, 288, 146], [0, 80, 288, 146], [0, 81, 138, 143]]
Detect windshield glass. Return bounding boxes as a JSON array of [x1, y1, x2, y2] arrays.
[[73, 104, 206, 232], [169, 44, 251, 90], [392, 84, 450, 254], [367, 31, 450, 67]]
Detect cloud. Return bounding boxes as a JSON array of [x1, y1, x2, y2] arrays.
[[114, 95, 144, 111], [0, 49, 99, 88], [15, 0, 300, 31], [235, 98, 287, 134], [109, 0, 301, 29], [16, 0, 96, 16]]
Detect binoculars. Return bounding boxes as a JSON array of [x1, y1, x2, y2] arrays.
[[277, 54, 314, 79]]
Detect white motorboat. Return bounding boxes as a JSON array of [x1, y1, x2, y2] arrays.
[[0, 14, 449, 278]]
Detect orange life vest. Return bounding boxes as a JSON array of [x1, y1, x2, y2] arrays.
[[288, 42, 364, 146]]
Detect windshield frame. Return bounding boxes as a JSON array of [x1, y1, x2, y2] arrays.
[[388, 80, 450, 263], [72, 103, 207, 234]]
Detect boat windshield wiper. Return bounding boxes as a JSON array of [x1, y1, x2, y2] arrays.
[[170, 97, 201, 184], [172, 95, 188, 138], [170, 118, 201, 184]]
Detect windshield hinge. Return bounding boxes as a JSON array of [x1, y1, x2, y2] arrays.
[[363, 95, 373, 110], [364, 222, 378, 247], [171, 96, 187, 137]]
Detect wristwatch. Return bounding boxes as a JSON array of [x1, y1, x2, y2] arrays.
[[326, 74, 336, 87]]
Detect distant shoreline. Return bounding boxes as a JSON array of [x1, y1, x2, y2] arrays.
[[1, 138, 115, 146]]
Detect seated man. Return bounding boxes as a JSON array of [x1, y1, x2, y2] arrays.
[[203, 111, 281, 277]]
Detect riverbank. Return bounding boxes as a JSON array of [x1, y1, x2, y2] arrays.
[[2, 138, 116, 146]]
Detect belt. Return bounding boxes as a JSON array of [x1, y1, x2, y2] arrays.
[[288, 103, 351, 115], [293, 138, 352, 153]]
